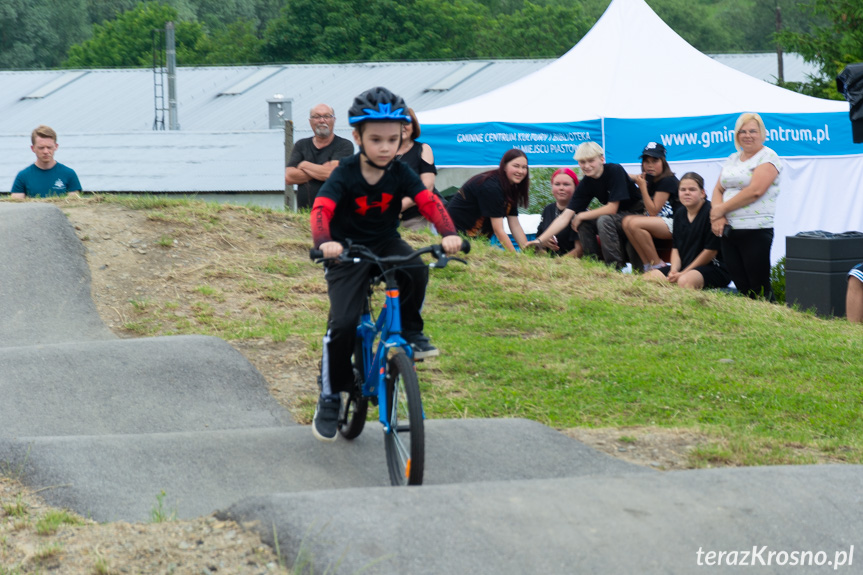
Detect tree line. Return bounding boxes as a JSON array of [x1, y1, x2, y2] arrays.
[[0, 0, 857, 99]]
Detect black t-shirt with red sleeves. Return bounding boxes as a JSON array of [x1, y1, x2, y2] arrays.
[[317, 154, 427, 247], [567, 163, 642, 213]]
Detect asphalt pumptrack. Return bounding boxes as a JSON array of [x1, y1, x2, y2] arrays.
[[1, 203, 861, 574]]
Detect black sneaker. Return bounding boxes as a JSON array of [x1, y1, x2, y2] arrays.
[[312, 393, 341, 442], [408, 333, 439, 360]]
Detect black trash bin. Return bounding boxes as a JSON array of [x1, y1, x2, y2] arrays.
[[785, 232, 863, 317]]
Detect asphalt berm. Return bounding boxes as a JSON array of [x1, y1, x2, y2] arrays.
[[1, 203, 860, 574]]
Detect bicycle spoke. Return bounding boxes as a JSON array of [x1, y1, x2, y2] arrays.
[[384, 351, 424, 485]]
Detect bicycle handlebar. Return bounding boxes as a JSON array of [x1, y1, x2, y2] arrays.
[[309, 239, 470, 266]]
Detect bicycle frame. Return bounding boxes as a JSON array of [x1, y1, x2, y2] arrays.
[[310, 240, 469, 444], [354, 269, 413, 434]]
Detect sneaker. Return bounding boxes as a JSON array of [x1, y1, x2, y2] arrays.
[[312, 393, 341, 442], [408, 333, 439, 360]]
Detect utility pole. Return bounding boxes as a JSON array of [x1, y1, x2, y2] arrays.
[[285, 119, 295, 211], [268, 95, 296, 210], [166, 22, 179, 130], [776, 2, 784, 83]]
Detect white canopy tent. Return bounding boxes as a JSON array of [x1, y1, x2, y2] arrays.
[[418, 0, 863, 261]]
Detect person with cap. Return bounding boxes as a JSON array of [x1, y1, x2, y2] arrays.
[[621, 141, 681, 271], [526, 141, 643, 269], [534, 167, 581, 257]]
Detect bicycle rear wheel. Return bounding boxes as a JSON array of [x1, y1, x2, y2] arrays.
[[384, 350, 424, 486], [339, 338, 369, 439]]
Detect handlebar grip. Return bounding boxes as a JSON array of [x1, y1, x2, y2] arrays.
[[309, 248, 324, 260], [460, 239, 471, 254]]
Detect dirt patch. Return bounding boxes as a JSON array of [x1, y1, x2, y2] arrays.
[[561, 426, 711, 470]]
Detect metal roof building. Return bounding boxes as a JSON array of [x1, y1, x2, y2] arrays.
[[0, 60, 551, 193], [0, 55, 818, 194], [709, 52, 817, 84]]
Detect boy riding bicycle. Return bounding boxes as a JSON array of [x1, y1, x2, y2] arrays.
[[310, 87, 462, 442]]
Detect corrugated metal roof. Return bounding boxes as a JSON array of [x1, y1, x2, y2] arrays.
[[0, 60, 554, 138], [0, 60, 553, 192], [709, 53, 818, 84], [0, 55, 820, 193]]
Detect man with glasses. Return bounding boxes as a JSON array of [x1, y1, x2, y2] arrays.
[[285, 103, 355, 209]]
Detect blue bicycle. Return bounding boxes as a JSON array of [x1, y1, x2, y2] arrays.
[[310, 240, 469, 485]]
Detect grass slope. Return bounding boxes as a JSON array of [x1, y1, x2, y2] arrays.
[[90, 196, 863, 468]]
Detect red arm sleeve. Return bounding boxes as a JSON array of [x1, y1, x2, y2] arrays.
[[310, 196, 336, 248], [414, 189, 457, 237]]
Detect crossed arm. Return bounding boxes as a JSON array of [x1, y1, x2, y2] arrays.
[[285, 160, 341, 185]]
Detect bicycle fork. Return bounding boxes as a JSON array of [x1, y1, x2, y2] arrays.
[[357, 285, 413, 434]]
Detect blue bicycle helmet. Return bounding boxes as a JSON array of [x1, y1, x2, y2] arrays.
[[348, 87, 410, 125]]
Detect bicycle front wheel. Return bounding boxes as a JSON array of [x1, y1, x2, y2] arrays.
[[384, 350, 424, 486]]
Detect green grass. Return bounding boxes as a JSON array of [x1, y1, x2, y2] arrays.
[[35, 509, 85, 535], [66, 196, 863, 468], [150, 490, 177, 523], [417, 242, 863, 466], [1, 496, 28, 518]]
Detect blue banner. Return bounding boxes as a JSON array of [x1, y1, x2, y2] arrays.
[[605, 112, 858, 163], [421, 121, 603, 167]]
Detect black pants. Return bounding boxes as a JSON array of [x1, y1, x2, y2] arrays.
[[721, 228, 774, 300], [320, 239, 428, 394]]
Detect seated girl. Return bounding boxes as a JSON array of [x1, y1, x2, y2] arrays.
[[535, 168, 582, 257], [447, 149, 530, 252], [645, 172, 730, 290], [621, 142, 680, 271]]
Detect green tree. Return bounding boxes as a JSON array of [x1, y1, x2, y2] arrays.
[[194, 19, 264, 64], [261, 0, 364, 62], [650, 0, 739, 52], [0, 0, 90, 68], [476, 1, 591, 58], [63, 2, 208, 68], [86, 0, 144, 24], [262, 0, 489, 62], [706, 0, 817, 52], [262, 0, 593, 63], [354, 0, 488, 61], [776, 0, 863, 99], [185, 0, 258, 31], [578, 0, 814, 54]]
